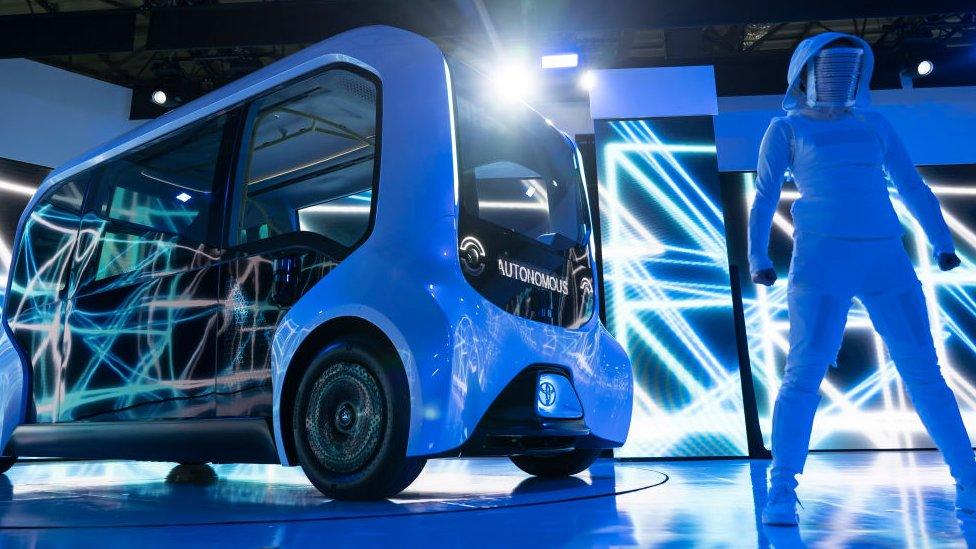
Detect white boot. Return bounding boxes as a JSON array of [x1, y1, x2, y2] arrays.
[[763, 472, 801, 526], [763, 484, 800, 526], [762, 386, 819, 527], [905, 380, 976, 520]]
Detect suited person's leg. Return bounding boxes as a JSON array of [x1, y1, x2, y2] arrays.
[[770, 287, 853, 482], [862, 284, 976, 486]]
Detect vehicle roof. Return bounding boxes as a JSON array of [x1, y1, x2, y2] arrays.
[[38, 25, 421, 195]]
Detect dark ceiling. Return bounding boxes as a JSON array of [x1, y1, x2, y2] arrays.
[[2, 0, 975, 116]]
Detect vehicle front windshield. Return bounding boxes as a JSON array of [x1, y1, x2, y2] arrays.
[[452, 62, 590, 251]]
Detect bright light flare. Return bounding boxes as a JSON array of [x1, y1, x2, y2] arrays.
[[490, 63, 537, 102], [580, 71, 596, 92]]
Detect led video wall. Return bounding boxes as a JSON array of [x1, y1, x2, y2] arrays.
[[721, 166, 976, 451], [595, 117, 749, 457]]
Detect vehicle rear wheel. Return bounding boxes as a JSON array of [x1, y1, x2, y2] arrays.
[[510, 449, 601, 477], [0, 456, 14, 475], [292, 337, 425, 500]]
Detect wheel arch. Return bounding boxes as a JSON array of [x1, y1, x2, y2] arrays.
[[275, 315, 403, 465]]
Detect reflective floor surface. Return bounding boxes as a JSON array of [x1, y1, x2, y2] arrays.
[[0, 451, 971, 547]]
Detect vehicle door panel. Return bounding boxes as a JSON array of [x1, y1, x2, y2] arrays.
[[213, 67, 378, 418], [60, 214, 222, 421]]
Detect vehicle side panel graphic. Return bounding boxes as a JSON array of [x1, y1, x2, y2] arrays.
[[7, 204, 342, 421], [61, 216, 223, 422], [216, 250, 337, 417], [5, 203, 80, 421]]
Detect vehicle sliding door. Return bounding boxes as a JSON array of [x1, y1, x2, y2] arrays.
[[60, 113, 236, 422], [216, 67, 379, 417]]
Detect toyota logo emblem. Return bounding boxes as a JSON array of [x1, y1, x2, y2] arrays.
[[538, 381, 556, 407]]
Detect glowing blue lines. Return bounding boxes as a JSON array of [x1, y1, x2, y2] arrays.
[[597, 118, 748, 457]]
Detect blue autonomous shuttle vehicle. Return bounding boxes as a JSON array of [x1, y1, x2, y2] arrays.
[[0, 26, 632, 499]]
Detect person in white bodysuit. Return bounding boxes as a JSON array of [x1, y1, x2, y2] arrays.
[[749, 31, 976, 526]]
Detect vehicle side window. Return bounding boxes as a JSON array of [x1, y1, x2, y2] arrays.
[[42, 177, 88, 213], [236, 68, 378, 248], [5, 173, 92, 313], [89, 114, 228, 244]]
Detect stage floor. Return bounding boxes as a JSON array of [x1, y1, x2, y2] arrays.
[[0, 451, 969, 547]]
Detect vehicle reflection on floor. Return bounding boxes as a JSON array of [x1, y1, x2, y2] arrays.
[[0, 452, 969, 547], [0, 458, 662, 533]]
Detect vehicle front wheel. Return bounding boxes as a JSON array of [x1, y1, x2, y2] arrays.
[[292, 337, 425, 500], [510, 449, 601, 477]]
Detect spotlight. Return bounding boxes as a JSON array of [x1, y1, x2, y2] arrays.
[[541, 53, 579, 69], [903, 56, 935, 80], [490, 63, 536, 101], [916, 59, 934, 77], [151, 90, 168, 106], [580, 71, 596, 92]]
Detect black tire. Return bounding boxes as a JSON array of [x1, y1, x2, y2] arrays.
[[0, 456, 15, 475], [166, 462, 217, 485], [292, 337, 425, 500], [510, 449, 601, 478]]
